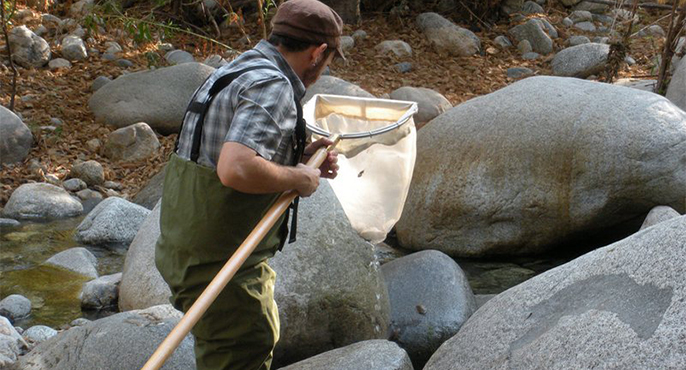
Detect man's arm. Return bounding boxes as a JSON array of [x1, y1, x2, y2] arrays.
[[217, 142, 321, 197]]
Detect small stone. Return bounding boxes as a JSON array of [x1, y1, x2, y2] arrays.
[[105, 189, 120, 198], [494, 35, 513, 48], [165, 50, 194, 65], [0, 219, 20, 228], [352, 30, 367, 41], [103, 181, 122, 190], [522, 52, 540, 60], [70, 318, 91, 327], [69, 26, 86, 39], [86, 138, 102, 153], [50, 117, 63, 126], [394, 62, 412, 73], [486, 47, 498, 55], [157, 43, 174, 53], [34, 25, 48, 37], [22, 325, 57, 345], [89, 48, 100, 56], [91, 76, 111, 92], [61, 35, 88, 61], [41, 14, 61, 25], [375, 40, 412, 58], [570, 10, 593, 23], [80, 273, 122, 309], [521, 1, 544, 14], [592, 14, 613, 25], [507, 67, 534, 79], [0, 295, 31, 323], [642, 25, 666, 38], [45, 174, 61, 185], [116, 59, 134, 68], [202, 54, 227, 68], [518, 40, 533, 54], [592, 36, 610, 44], [625, 56, 636, 66], [340, 36, 354, 54], [104, 41, 122, 54], [574, 21, 597, 32], [48, 58, 72, 70], [63, 178, 87, 192], [567, 35, 591, 46], [102, 53, 117, 61], [76, 189, 103, 201], [70, 160, 105, 186]]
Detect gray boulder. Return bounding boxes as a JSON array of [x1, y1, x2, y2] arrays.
[[508, 19, 553, 55], [494, 36, 512, 48], [424, 214, 686, 370], [340, 36, 355, 54], [48, 58, 71, 70], [390, 86, 452, 128], [271, 181, 391, 365], [22, 325, 57, 346], [132, 167, 166, 210], [552, 42, 609, 78], [639, 206, 680, 230], [8, 25, 50, 68], [376, 40, 412, 58], [0, 295, 31, 323], [70, 160, 104, 186], [75, 197, 150, 246], [279, 340, 413, 370], [62, 178, 86, 192], [3, 183, 83, 220], [61, 35, 87, 61], [118, 203, 171, 311], [88, 62, 215, 135], [303, 76, 373, 105], [80, 273, 122, 309], [0, 106, 32, 165], [382, 250, 476, 367], [640, 25, 666, 38], [416, 13, 480, 57], [104, 122, 160, 162], [45, 247, 98, 279], [164, 49, 194, 65], [0, 316, 22, 368], [13, 305, 194, 370], [396, 76, 686, 257]]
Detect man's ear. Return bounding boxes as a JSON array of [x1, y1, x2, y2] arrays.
[[311, 43, 328, 65]]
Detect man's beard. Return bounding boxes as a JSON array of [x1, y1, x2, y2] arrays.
[[302, 56, 329, 87]]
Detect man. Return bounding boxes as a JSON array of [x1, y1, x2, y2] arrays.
[[155, 1, 343, 369]]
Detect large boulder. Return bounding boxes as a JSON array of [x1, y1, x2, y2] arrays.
[[0, 295, 31, 324], [0, 106, 32, 165], [8, 25, 50, 68], [381, 250, 476, 368], [396, 76, 686, 257], [118, 202, 170, 311], [424, 214, 686, 370], [12, 305, 195, 370], [88, 62, 215, 135], [552, 43, 609, 78], [302, 76, 373, 105], [390, 86, 452, 128], [416, 13, 480, 57], [508, 20, 553, 55], [75, 197, 150, 246], [3, 183, 83, 220], [279, 340, 413, 370], [271, 181, 391, 366]]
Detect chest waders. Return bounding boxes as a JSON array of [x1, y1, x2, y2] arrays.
[[155, 65, 306, 370]]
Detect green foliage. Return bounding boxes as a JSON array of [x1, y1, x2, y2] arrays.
[[2, 0, 16, 24], [145, 50, 161, 68]]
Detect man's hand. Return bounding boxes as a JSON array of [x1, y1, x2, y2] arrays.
[[303, 137, 339, 179], [294, 163, 320, 197]]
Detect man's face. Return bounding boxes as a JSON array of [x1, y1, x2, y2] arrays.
[[302, 52, 334, 88]]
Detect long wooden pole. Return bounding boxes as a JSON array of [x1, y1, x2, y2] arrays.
[[140, 135, 340, 370]]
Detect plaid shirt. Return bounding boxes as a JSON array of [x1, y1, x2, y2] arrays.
[[176, 40, 306, 168]]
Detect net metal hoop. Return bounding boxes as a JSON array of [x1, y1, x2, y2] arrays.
[[305, 96, 419, 139]]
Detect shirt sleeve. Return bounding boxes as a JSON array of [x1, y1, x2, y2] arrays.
[[225, 75, 296, 161]]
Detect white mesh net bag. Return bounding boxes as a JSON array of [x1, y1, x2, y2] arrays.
[[303, 94, 418, 244]]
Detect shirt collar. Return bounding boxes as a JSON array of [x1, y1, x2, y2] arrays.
[[254, 40, 306, 101]]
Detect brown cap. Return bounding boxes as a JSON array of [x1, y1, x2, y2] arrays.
[[271, 0, 345, 60]]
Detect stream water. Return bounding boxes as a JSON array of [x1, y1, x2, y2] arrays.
[[0, 219, 570, 330]]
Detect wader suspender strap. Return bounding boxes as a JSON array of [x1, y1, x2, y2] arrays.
[[174, 65, 307, 244]]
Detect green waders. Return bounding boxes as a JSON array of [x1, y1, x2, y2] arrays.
[[155, 153, 288, 370]]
